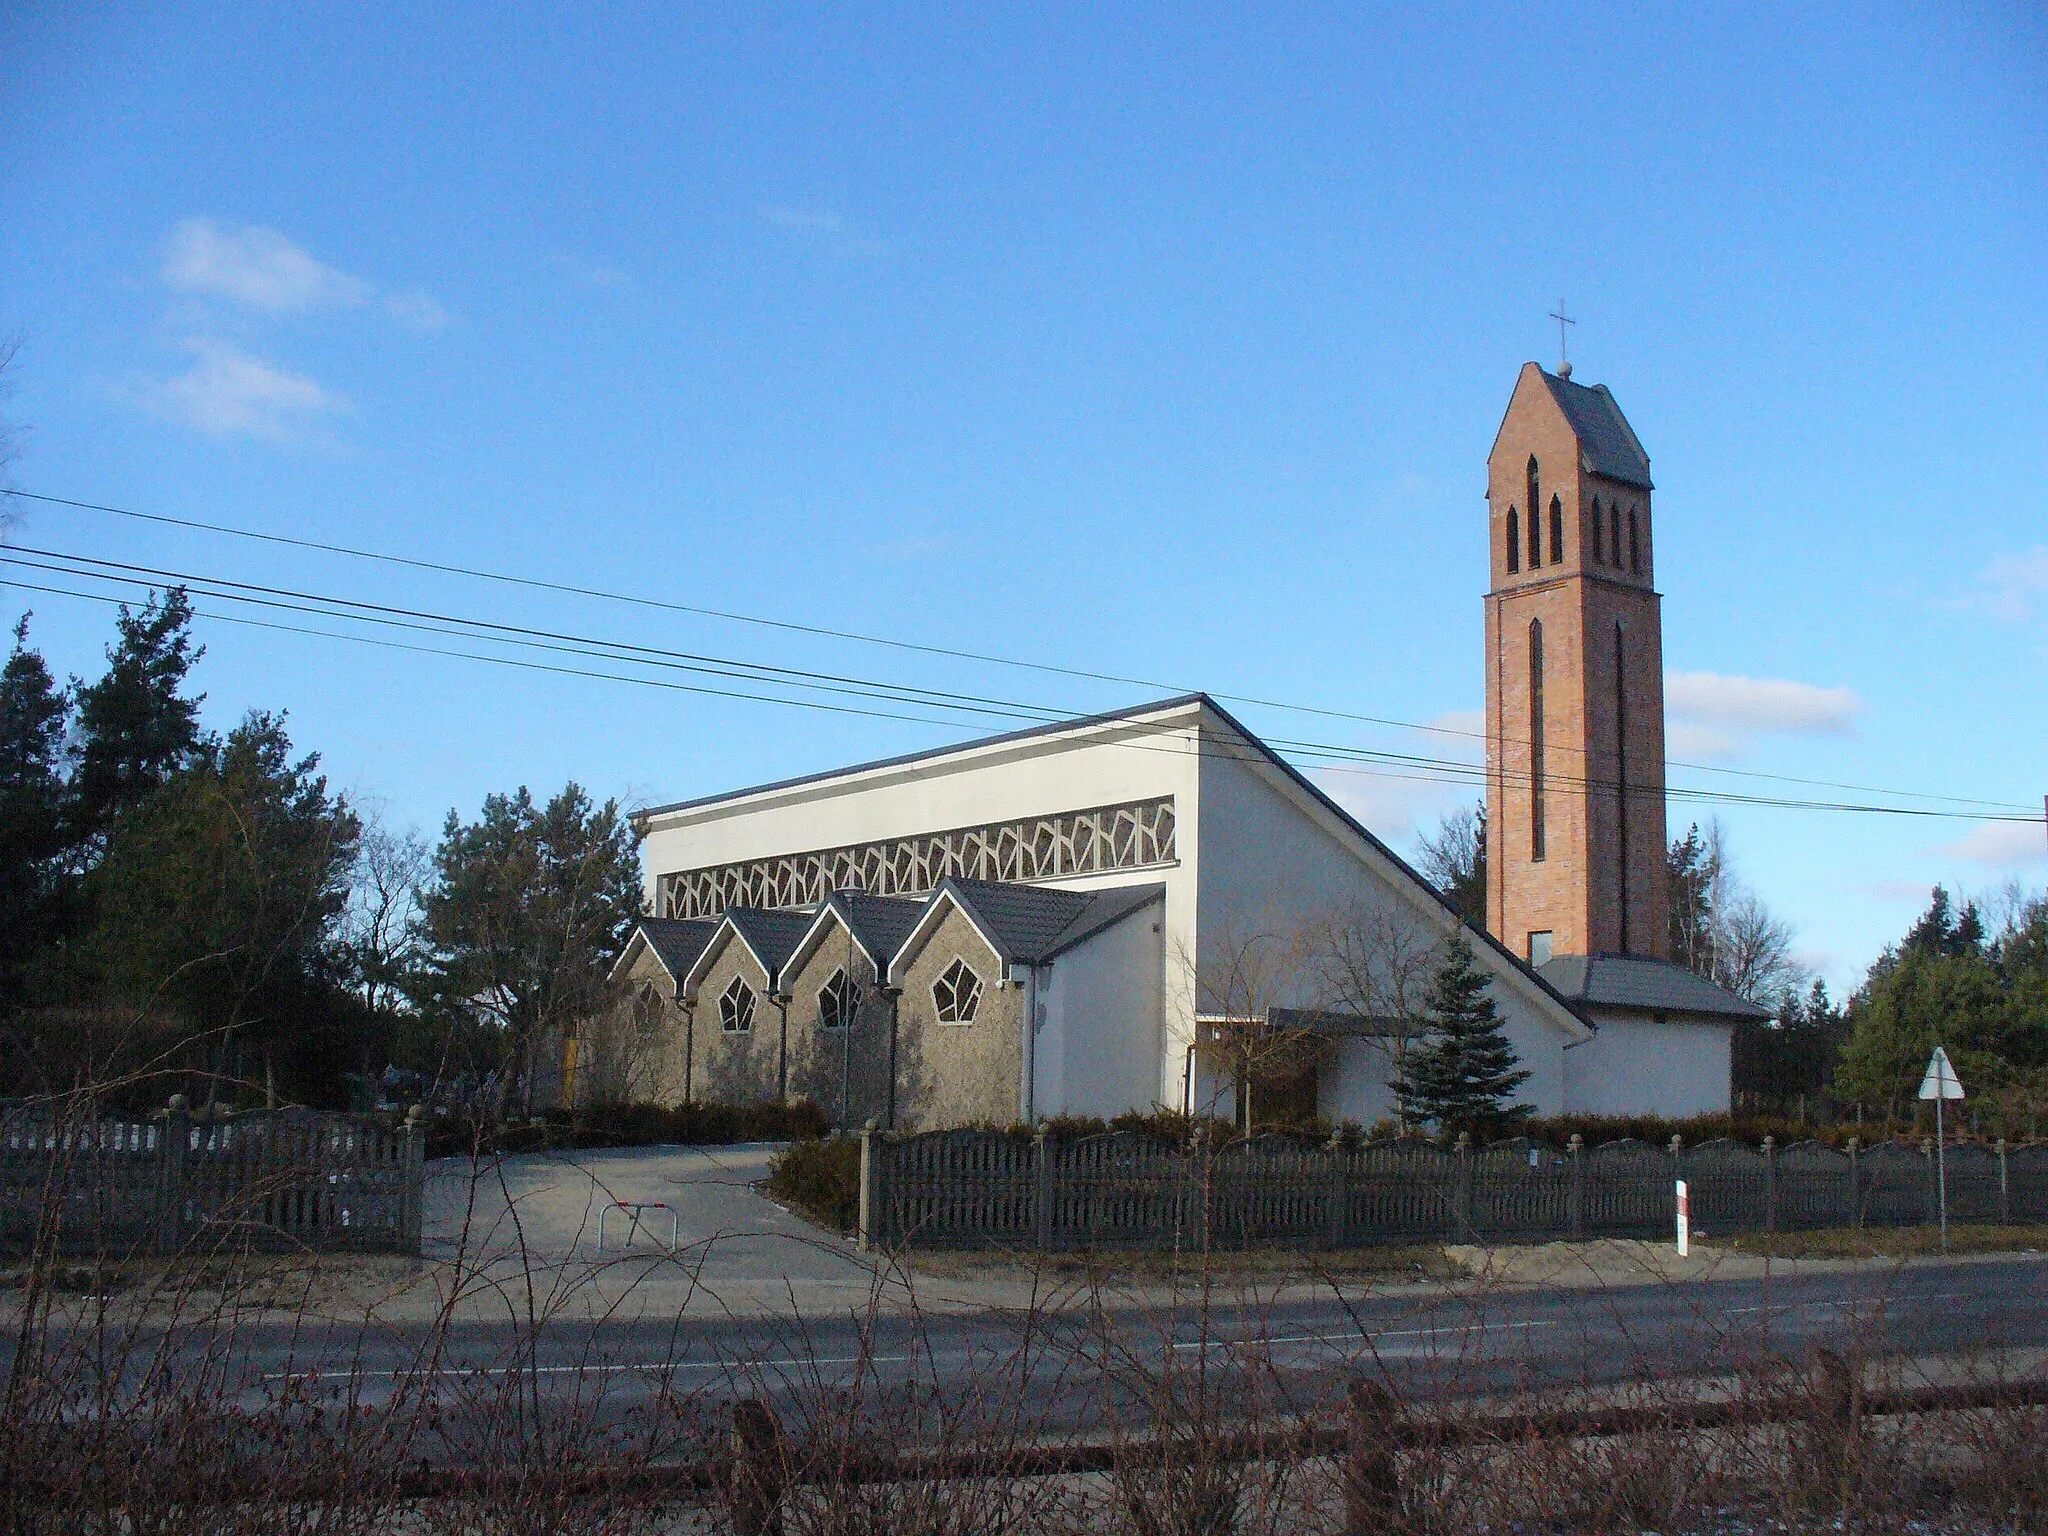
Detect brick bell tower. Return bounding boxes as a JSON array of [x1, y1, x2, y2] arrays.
[[1484, 361, 1669, 965]]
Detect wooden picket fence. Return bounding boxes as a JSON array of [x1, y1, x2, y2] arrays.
[[0, 1097, 426, 1258], [856, 1125, 2048, 1252]]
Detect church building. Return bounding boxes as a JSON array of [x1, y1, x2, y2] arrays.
[[575, 364, 1764, 1127]]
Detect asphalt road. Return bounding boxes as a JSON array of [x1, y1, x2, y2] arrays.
[[28, 1254, 2047, 1447]]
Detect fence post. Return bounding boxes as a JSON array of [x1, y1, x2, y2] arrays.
[[1341, 1376, 1402, 1534], [1326, 1130, 1348, 1250], [1846, 1137, 1862, 1229], [1997, 1138, 2011, 1226], [731, 1399, 788, 1536], [1455, 1132, 1474, 1242], [1191, 1124, 1213, 1252], [1033, 1124, 1051, 1253], [1669, 1135, 1684, 1236], [159, 1095, 190, 1257], [1762, 1135, 1778, 1234], [858, 1119, 880, 1252], [1567, 1133, 1585, 1240], [402, 1104, 426, 1257], [1807, 1345, 1863, 1496]]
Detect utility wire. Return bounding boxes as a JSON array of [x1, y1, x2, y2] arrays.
[[5, 485, 2030, 815], [8, 550, 2041, 827]]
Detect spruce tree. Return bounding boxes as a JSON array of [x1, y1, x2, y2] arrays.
[[70, 587, 204, 841], [0, 615, 71, 1002], [1393, 932, 1531, 1136]]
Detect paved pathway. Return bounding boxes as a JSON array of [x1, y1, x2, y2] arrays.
[[409, 1143, 899, 1323]]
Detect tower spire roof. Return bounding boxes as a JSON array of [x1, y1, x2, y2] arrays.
[[1537, 369, 1653, 489]]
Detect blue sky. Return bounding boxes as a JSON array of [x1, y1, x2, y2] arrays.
[[1, 4, 2043, 989]]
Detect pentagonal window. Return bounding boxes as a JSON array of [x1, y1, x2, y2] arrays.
[[818, 968, 859, 1031], [720, 974, 756, 1034], [932, 958, 983, 1024]]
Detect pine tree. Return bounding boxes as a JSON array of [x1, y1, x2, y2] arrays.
[[70, 587, 204, 841], [0, 615, 71, 1003], [1393, 931, 1532, 1136]]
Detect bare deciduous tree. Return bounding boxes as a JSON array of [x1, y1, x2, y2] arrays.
[[1301, 897, 1450, 1133], [340, 816, 430, 1017], [1180, 922, 1325, 1131], [1715, 889, 1803, 1005]]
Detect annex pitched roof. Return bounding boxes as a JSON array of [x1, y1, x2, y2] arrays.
[[681, 905, 815, 996], [1537, 954, 1770, 1022], [889, 878, 1165, 982], [784, 888, 928, 977], [613, 916, 718, 984]]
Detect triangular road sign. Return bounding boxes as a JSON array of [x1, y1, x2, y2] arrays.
[[1918, 1045, 1965, 1101]]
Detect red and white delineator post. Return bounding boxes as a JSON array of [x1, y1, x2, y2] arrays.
[[1675, 1180, 1691, 1258]]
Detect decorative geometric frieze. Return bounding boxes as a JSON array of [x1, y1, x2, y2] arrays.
[[660, 797, 1176, 921]]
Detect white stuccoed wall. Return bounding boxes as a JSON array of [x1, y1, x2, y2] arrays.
[[637, 697, 1591, 1121], [1563, 1012, 1733, 1117], [1033, 900, 1165, 1118], [1191, 736, 1582, 1118]]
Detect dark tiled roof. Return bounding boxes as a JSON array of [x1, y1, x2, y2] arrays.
[[1541, 371, 1653, 490], [941, 879, 1163, 965], [632, 917, 718, 982], [945, 879, 1094, 963], [1537, 954, 1770, 1021], [724, 907, 815, 977], [833, 890, 926, 966], [1047, 883, 1164, 955]]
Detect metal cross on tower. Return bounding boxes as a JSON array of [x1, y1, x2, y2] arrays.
[[1549, 300, 1576, 373]]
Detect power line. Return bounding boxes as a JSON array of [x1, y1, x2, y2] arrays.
[[5, 485, 2030, 815], [7, 549, 2040, 827]]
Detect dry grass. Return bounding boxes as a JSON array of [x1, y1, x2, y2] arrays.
[[905, 1243, 1458, 1285], [1712, 1223, 2048, 1260], [8, 1159, 2048, 1534]]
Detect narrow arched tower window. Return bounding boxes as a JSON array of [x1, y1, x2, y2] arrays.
[[1526, 458, 1541, 567], [1614, 618, 1631, 954], [1505, 508, 1520, 573], [1610, 505, 1623, 566], [1529, 618, 1546, 862], [1628, 507, 1641, 574], [1591, 500, 1604, 564], [1549, 495, 1564, 565]]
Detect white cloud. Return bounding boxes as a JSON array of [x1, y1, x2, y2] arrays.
[[1941, 820, 2048, 868], [1311, 764, 1472, 847], [1421, 708, 1486, 747], [1972, 548, 2048, 626], [164, 220, 369, 313], [382, 287, 449, 331], [1665, 721, 1742, 762], [161, 219, 449, 328], [146, 339, 347, 443], [547, 254, 634, 291], [760, 205, 887, 257], [1664, 671, 1861, 760]]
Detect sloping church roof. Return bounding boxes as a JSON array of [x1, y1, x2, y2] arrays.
[[643, 692, 1595, 1036], [1537, 954, 1770, 1021]]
